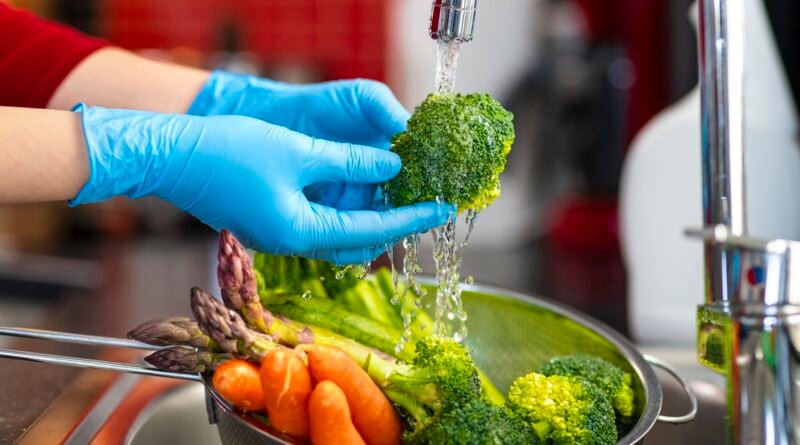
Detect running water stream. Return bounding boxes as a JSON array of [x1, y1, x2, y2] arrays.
[[434, 40, 461, 94], [385, 40, 482, 351]]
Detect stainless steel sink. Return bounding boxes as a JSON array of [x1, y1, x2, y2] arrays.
[[127, 383, 220, 445], [125, 358, 728, 445]]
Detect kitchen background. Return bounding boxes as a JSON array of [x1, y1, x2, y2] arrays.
[[1, 0, 798, 339]]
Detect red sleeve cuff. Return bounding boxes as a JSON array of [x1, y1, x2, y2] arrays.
[[0, 4, 110, 108]]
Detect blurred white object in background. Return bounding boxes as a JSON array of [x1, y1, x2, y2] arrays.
[[620, 0, 800, 345]]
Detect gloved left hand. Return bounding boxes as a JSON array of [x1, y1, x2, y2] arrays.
[[188, 71, 410, 211]]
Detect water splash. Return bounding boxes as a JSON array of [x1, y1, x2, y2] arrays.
[[334, 263, 371, 281], [464, 210, 479, 246], [431, 208, 468, 341], [394, 234, 426, 354]]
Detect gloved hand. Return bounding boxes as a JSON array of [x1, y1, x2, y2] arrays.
[[188, 72, 409, 211], [70, 104, 451, 265]]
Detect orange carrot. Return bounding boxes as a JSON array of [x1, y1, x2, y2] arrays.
[[309, 380, 367, 445], [260, 349, 312, 439], [300, 344, 403, 445], [212, 359, 265, 412]]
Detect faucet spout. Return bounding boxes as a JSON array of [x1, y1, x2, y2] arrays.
[[429, 0, 477, 43]]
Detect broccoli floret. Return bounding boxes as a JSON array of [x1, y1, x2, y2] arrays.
[[507, 372, 617, 445], [384, 93, 514, 212], [404, 399, 539, 445], [540, 354, 635, 423], [379, 336, 482, 431]]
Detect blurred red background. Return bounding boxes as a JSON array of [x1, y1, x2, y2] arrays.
[[101, 0, 388, 82]]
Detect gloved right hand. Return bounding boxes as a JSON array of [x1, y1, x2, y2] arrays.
[[69, 104, 452, 265], [189, 73, 412, 213]]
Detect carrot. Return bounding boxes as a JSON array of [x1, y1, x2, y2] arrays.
[[260, 349, 312, 439], [309, 380, 367, 445], [300, 344, 403, 445], [212, 359, 265, 412]]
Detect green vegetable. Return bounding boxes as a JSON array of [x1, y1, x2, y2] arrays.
[[507, 372, 617, 445], [404, 399, 538, 445], [221, 248, 500, 441], [540, 354, 635, 423], [252, 252, 505, 405], [254, 252, 394, 324], [384, 92, 514, 212], [380, 336, 483, 435], [263, 293, 416, 359]]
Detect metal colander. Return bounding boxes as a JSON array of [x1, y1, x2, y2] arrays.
[[203, 280, 697, 445]]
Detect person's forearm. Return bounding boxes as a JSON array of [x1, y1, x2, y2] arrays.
[[0, 107, 88, 203], [47, 47, 210, 114]]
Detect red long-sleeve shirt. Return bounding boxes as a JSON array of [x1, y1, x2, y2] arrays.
[[0, 3, 108, 108]]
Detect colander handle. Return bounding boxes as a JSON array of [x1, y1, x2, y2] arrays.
[[644, 354, 698, 424]]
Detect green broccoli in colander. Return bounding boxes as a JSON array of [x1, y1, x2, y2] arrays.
[[540, 354, 636, 425], [507, 372, 617, 445], [383, 92, 514, 212]]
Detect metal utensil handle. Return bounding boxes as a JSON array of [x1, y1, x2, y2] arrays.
[[0, 348, 202, 382], [0, 325, 200, 382], [0, 326, 160, 351], [644, 354, 699, 424], [0, 347, 202, 381]]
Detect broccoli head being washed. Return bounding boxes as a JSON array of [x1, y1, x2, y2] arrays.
[[507, 372, 617, 445], [541, 354, 636, 423], [384, 93, 514, 212]]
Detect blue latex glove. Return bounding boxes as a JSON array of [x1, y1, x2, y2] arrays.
[[70, 104, 451, 265], [189, 71, 409, 211]]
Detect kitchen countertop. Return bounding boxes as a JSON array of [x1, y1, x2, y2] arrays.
[[0, 236, 217, 443]]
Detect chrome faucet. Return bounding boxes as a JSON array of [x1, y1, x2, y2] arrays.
[[693, 0, 800, 443], [429, 0, 477, 43]]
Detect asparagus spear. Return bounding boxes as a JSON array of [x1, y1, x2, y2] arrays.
[[192, 284, 394, 365], [127, 317, 217, 350], [266, 293, 416, 359], [190, 287, 281, 362], [218, 230, 268, 333], [145, 346, 233, 373], [218, 230, 318, 346]]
